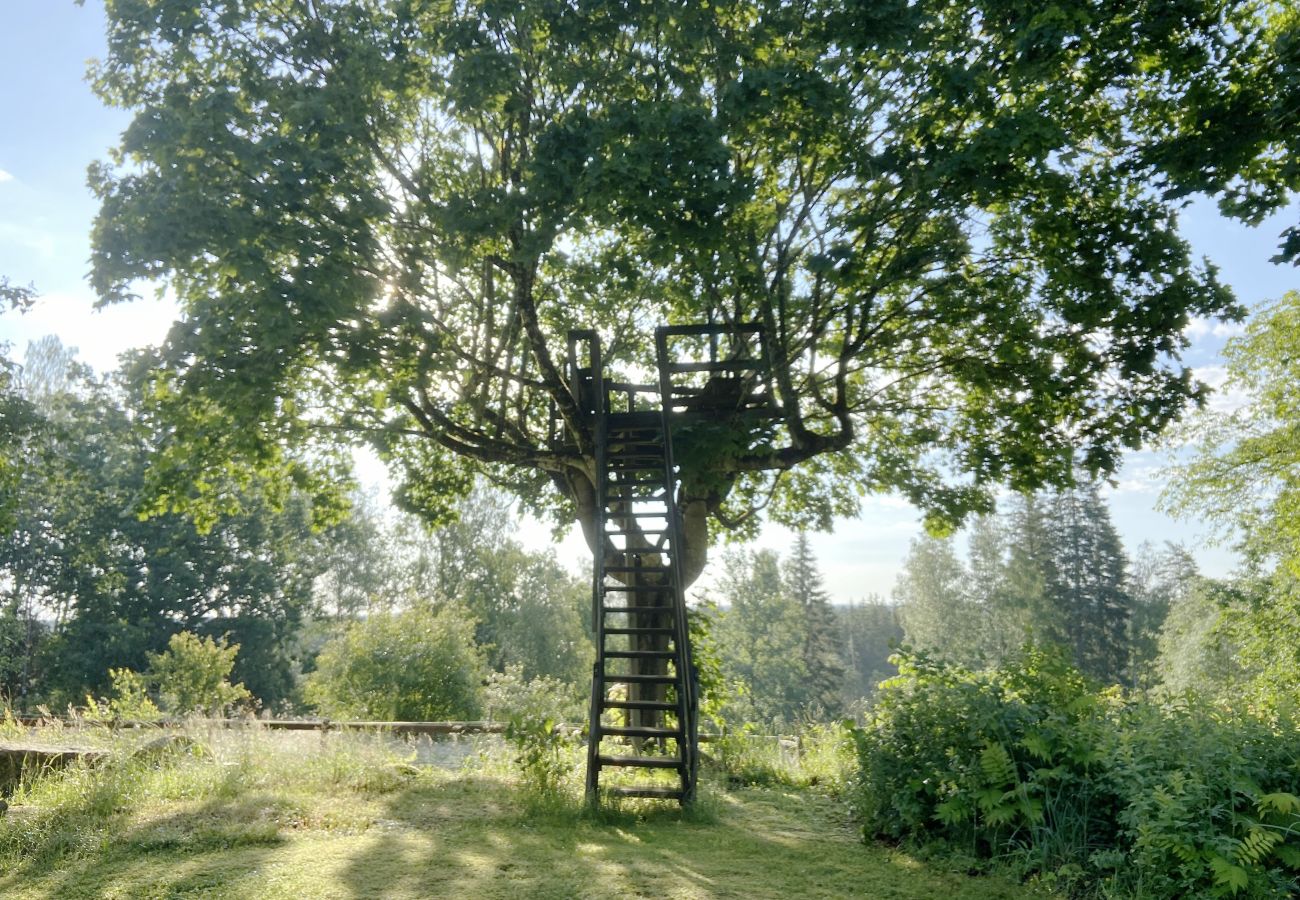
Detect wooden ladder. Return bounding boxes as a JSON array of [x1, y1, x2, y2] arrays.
[[569, 324, 775, 805]]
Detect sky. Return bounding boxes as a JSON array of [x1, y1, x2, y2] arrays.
[[2, 2, 1298, 604]]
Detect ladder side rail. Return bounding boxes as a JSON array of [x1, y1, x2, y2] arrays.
[[582, 331, 607, 800], [654, 325, 699, 801]]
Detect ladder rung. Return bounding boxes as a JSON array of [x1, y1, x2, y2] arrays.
[[602, 606, 673, 615], [605, 528, 668, 535], [604, 786, 684, 800], [600, 726, 682, 739], [602, 700, 677, 711], [603, 512, 668, 519], [603, 565, 671, 573], [604, 650, 676, 659], [667, 360, 761, 373], [602, 584, 671, 592], [597, 754, 683, 769], [603, 673, 677, 684], [604, 627, 675, 635]]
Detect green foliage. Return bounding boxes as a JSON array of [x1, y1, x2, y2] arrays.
[[896, 535, 985, 668], [85, 668, 162, 722], [1168, 292, 1300, 574], [0, 341, 335, 709], [483, 665, 584, 725], [710, 549, 811, 727], [836, 596, 903, 710], [1163, 292, 1300, 722], [503, 711, 578, 812], [304, 604, 486, 722], [686, 601, 731, 728], [394, 483, 594, 687], [896, 487, 1148, 687], [86, 0, 1255, 568], [712, 720, 857, 793], [712, 724, 799, 788], [852, 648, 1300, 897], [147, 633, 251, 716], [1153, 577, 1247, 705]]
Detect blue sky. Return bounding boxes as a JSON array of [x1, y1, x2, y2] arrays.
[[2, 2, 1297, 602]]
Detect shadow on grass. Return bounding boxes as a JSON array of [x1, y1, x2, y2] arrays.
[[0, 762, 282, 899], [0, 767, 1028, 899], [335, 775, 1021, 900]]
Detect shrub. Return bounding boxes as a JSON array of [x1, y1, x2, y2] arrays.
[[148, 632, 251, 716], [481, 665, 582, 810], [304, 603, 486, 721], [483, 664, 584, 724], [851, 648, 1300, 897], [84, 668, 163, 722]]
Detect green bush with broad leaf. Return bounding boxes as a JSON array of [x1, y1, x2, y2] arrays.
[[82, 632, 248, 720], [84, 667, 164, 722], [148, 633, 251, 716], [480, 665, 581, 809], [304, 603, 486, 721], [852, 647, 1300, 897]]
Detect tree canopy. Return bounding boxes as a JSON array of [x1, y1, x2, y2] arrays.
[[87, 1, 1292, 576]]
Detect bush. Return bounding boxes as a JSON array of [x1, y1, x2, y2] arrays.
[[147, 632, 251, 716], [84, 668, 163, 722], [304, 603, 486, 721], [851, 647, 1300, 897], [480, 665, 582, 810]]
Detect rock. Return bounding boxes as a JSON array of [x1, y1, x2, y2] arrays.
[[0, 743, 108, 795], [129, 733, 202, 763]]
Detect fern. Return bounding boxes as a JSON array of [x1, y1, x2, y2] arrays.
[[979, 742, 1016, 787], [1207, 854, 1250, 896], [1258, 792, 1300, 816], [1235, 826, 1281, 865]]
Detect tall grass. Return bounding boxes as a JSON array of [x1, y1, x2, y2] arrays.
[[0, 722, 419, 875]]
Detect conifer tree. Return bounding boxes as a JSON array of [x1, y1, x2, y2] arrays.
[[1003, 494, 1067, 650], [784, 534, 845, 718], [1045, 485, 1132, 684], [837, 596, 903, 708]]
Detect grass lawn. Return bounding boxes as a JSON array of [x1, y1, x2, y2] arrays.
[[0, 726, 1035, 899]]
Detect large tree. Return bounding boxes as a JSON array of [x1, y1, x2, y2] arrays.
[[0, 344, 333, 706], [88, 1, 1276, 578]]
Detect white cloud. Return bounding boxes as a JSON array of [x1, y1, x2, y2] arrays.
[[0, 169, 14, 184], [1184, 316, 1246, 341], [0, 288, 176, 374], [1105, 464, 1164, 497], [1192, 364, 1252, 414]]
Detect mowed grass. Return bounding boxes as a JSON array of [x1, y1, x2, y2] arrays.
[[0, 726, 1034, 899]]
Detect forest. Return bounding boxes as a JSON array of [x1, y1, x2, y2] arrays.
[[3, 0, 1300, 896]]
